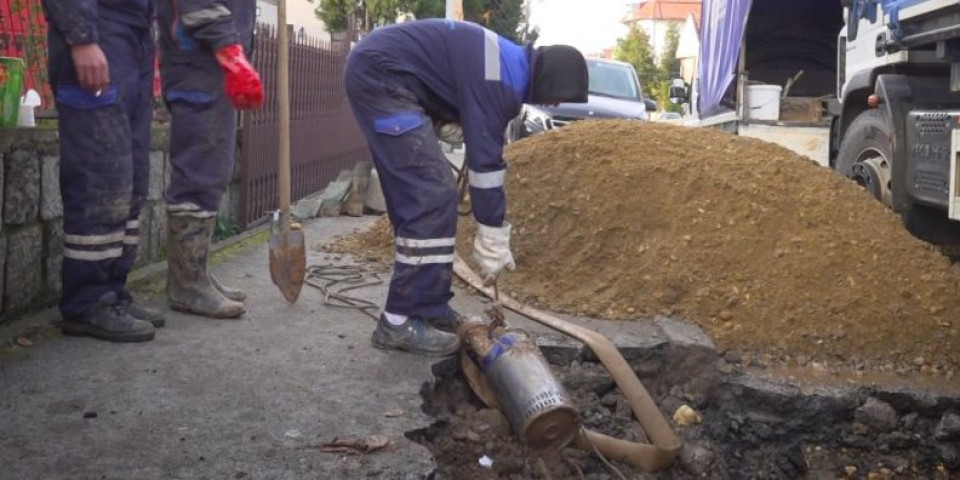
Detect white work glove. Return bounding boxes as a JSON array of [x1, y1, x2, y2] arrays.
[[435, 120, 464, 144], [472, 222, 516, 285]]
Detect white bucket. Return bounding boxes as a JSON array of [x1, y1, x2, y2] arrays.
[[746, 84, 782, 121], [17, 89, 41, 127]]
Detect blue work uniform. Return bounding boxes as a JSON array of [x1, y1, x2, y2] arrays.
[[43, 0, 155, 319], [155, 0, 255, 219], [344, 19, 533, 319]]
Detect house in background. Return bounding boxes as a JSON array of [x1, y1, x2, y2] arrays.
[[675, 12, 700, 85], [622, 0, 701, 61], [256, 0, 331, 42]]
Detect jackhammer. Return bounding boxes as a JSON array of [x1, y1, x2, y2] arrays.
[[454, 257, 681, 472]]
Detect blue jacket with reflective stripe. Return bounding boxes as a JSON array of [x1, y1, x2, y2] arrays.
[[157, 0, 256, 55], [353, 19, 533, 227], [42, 0, 153, 44]]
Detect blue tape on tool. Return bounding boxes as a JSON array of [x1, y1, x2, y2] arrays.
[[482, 334, 518, 370]]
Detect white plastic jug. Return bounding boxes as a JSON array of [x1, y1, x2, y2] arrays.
[[17, 89, 41, 127]]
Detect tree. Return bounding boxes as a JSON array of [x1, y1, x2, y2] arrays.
[[317, 0, 410, 33], [614, 24, 658, 89], [318, 0, 536, 44], [316, 0, 356, 33], [656, 22, 683, 113], [658, 23, 681, 81]]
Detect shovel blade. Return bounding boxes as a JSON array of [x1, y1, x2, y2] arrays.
[[269, 228, 306, 303]]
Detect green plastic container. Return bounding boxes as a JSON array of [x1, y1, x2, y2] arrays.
[[0, 57, 25, 127]]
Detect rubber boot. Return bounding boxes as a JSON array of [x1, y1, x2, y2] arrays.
[[167, 214, 245, 319], [62, 292, 155, 343], [209, 272, 247, 302]]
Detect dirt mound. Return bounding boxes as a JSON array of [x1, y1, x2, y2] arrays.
[[504, 120, 959, 375], [326, 120, 960, 377]]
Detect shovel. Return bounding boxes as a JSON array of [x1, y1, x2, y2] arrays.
[[268, 0, 306, 303]]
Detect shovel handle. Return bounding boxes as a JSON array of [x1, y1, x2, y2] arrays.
[[277, 0, 291, 233]]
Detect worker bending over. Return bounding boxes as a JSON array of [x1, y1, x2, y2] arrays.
[[345, 19, 588, 356]]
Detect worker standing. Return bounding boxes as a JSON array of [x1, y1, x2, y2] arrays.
[[344, 19, 588, 356], [156, 0, 263, 319], [43, 0, 165, 342]]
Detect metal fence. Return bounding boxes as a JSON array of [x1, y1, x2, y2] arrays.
[[240, 24, 370, 227]]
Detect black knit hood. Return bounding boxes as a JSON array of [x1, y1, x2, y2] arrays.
[[529, 45, 589, 104]]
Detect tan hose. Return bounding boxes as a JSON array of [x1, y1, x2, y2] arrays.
[[453, 255, 681, 471]]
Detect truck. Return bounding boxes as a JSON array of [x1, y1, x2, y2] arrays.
[[672, 0, 960, 245], [832, 0, 960, 244], [670, 0, 843, 167]]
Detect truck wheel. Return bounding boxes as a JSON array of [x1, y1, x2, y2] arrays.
[[837, 109, 960, 248], [835, 109, 894, 208]]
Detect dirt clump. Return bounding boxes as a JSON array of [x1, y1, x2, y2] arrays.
[[325, 120, 960, 377]]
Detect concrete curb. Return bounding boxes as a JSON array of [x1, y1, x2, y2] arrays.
[[0, 222, 271, 345]]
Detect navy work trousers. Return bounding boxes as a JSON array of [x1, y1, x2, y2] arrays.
[[160, 53, 236, 219], [49, 18, 154, 319], [345, 50, 459, 319]]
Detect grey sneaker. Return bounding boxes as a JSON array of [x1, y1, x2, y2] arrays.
[[62, 293, 155, 343], [424, 305, 462, 333], [371, 315, 461, 357], [119, 293, 166, 328]]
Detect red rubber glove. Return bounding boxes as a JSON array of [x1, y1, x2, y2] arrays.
[[214, 44, 264, 110]]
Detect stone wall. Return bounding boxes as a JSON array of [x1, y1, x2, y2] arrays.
[[0, 125, 241, 323]]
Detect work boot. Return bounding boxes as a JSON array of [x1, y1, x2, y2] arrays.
[[119, 292, 166, 328], [62, 292, 155, 343], [209, 272, 247, 302], [371, 315, 461, 357], [167, 214, 245, 319], [425, 305, 462, 333]]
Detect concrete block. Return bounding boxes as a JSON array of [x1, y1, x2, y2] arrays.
[[151, 203, 168, 260], [148, 150, 166, 201], [4, 149, 40, 225], [0, 233, 6, 314], [5, 224, 43, 312], [44, 219, 63, 297], [319, 170, 353, 217], [134, 206, 152, 268], [292, 192, 324, 219], [343, 161, 373, 217], [365, 169, 387, 213], [40, 155, 63, 221], [164, 152, 172, 191]]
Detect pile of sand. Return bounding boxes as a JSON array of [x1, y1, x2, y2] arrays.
[[326, 120, 960, 376]]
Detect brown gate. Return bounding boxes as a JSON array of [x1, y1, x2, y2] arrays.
[[240, 25, 370, 227]]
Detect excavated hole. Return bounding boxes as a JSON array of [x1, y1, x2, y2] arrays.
[[406, 340, 960, 480]]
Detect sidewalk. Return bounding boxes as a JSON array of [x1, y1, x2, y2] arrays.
[[0, 213, 714, 480], [0, 216, 438, 480]]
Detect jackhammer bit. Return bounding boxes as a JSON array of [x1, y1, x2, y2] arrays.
[[486, 280, 506, 332]]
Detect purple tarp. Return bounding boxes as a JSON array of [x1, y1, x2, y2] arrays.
[[697, 0, 751, 117]]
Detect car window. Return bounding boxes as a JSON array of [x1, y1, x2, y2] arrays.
[[587, 61, 641, 101]]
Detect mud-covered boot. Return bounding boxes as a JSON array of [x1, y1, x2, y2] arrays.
[[371, 315, 461, 357], [167, 214, 245, 319], [209, 272, 247, 302], [119, 292, 166, 328], [62, 292, 155, 343]]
